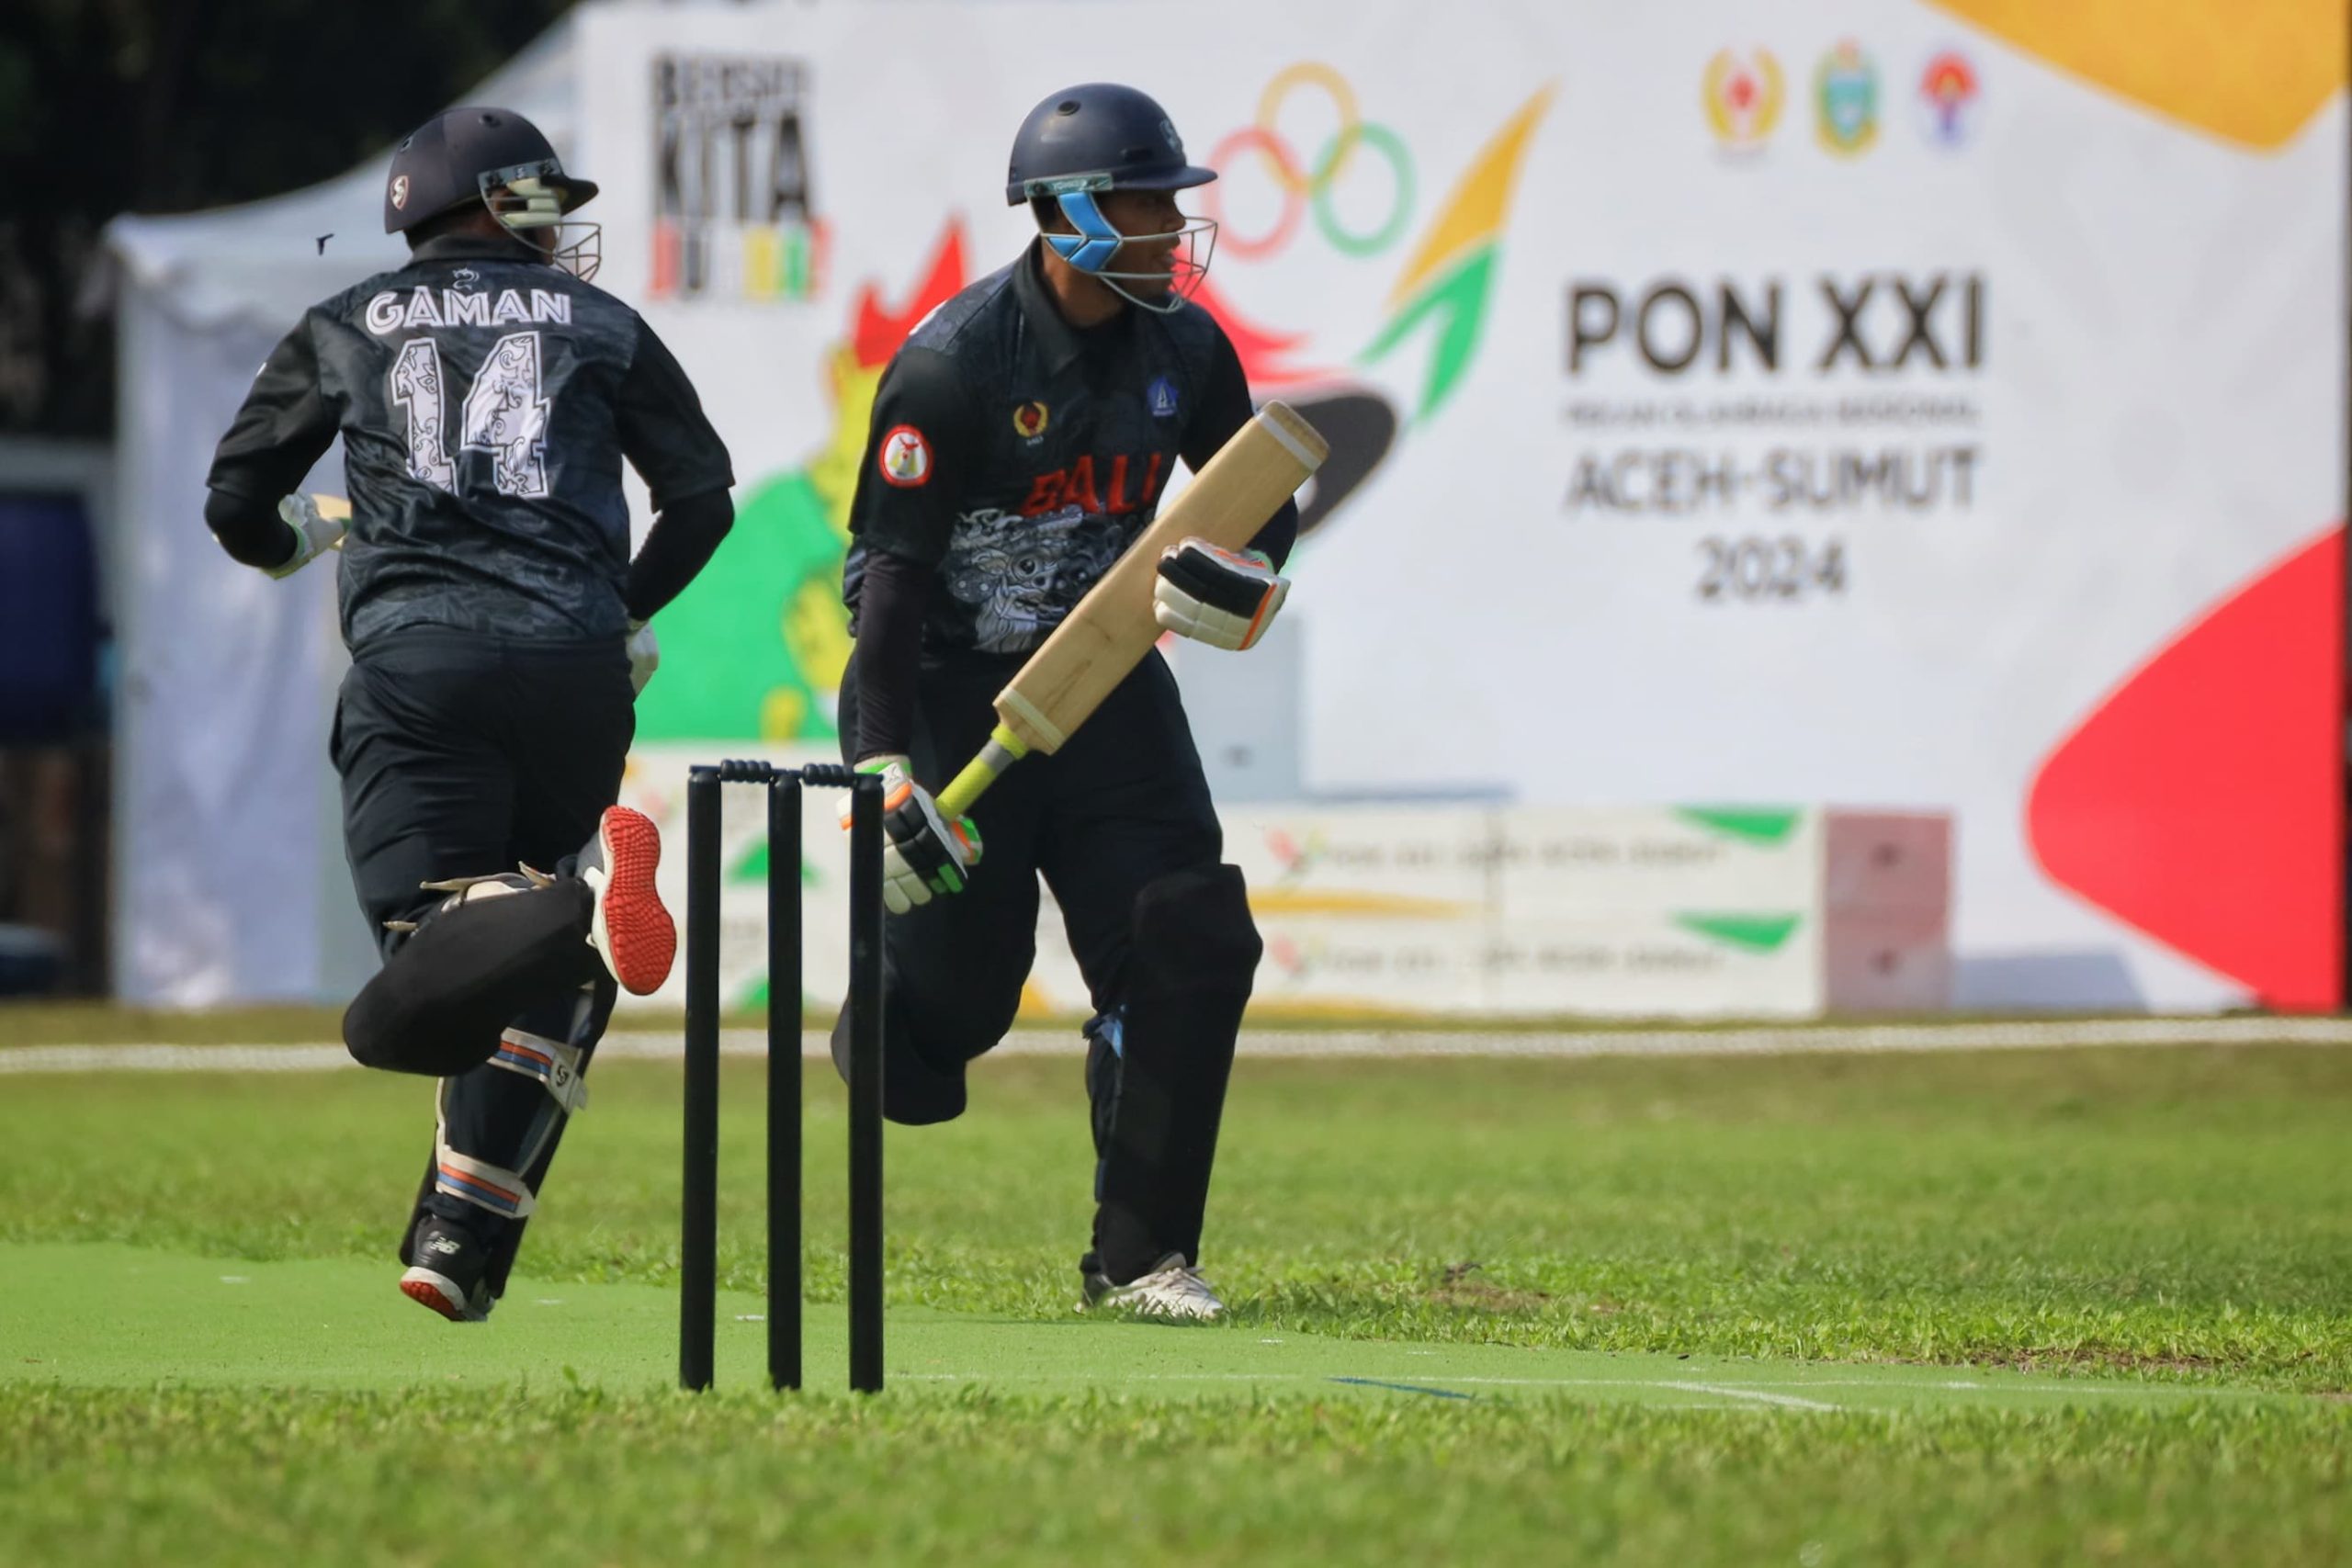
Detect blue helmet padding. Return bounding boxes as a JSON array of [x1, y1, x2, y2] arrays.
[[1046, 191, 1125, 273]]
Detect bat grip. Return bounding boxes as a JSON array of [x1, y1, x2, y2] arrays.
[[935, 724, 1029, 818]]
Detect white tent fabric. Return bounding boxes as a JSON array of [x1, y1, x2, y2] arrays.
[[101, 24, 577, 1004], [109, 295, 337, 1003]]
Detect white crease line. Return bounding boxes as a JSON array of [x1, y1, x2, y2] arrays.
[[610, 1017, 2352, 1061], [1363, 1375, 2225, 1398], [899, 1372, 1305, 1382], [7, 1016, 2351, 1075], [1662, 1381, 1838, 1411], [889, 1371, 2259, 1402], [0, 1044, 357, 1075], [897, 1374, 1758, 1412], [1671, 1379, 2228, 1396], [904, 1371, 1831, 1400]]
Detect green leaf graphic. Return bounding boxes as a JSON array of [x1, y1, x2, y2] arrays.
[[1674, 914, 1803, 953], [1675, 807, 1803, 845], [1360, 246, 1497, 423]]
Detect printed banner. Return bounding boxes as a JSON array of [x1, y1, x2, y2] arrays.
[[619, 748, 1944, 1019], [582, 0, 2345, 1013]]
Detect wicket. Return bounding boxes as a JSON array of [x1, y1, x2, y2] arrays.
[[679, 760, 886, 1393]]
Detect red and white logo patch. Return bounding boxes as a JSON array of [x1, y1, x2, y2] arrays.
[[878, 424, 933, 488]]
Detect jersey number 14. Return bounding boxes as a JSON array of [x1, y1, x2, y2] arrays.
[[390, 333, 552, 499]]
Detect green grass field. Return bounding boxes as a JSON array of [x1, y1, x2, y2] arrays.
[[3, 1024, 2347, 1564]]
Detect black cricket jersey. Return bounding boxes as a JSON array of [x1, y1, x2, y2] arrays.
[[208, 234, 732, 649], [843, 241, 1295, 658]]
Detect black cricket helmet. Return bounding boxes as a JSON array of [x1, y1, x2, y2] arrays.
[[383, 107, 602, 280], [1006, 84, 1218, 313]]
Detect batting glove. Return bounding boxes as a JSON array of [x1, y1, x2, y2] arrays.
[[625, 619, 660, 695], [843, 755, 982, 915], [1152, 537, 1290, 651], [266, 492, 348, 581]]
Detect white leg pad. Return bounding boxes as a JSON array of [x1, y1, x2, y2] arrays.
[[487, 1028, 591, 1116]]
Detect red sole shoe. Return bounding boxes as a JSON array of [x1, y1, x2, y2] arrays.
[[400, 1269, 471, 1322], [589, 806, 676, 996]]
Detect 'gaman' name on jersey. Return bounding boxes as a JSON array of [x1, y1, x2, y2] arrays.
[[364, 286, 573, 335]]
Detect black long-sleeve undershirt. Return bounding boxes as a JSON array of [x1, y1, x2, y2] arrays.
[[203, 488, 300, 571], [850, 547, 933, 762], [623, 489, 733, 622]]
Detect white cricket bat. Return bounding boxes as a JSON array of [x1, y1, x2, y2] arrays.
[[935, 400, 1327, 817]]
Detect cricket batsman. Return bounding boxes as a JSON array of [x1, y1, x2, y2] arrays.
[[834, 84, 1297, 1321], [201, 107, 736, 1321]]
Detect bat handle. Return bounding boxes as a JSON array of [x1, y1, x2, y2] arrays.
[[935, 723, 1029, 818]]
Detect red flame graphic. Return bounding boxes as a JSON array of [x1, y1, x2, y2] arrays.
[[1189, 275, 1329, 389], [852, 222, 969, 368]]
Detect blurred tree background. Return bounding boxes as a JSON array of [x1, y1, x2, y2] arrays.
[[0, 0, 586, 437]]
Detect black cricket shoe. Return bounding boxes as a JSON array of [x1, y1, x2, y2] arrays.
[[400, 1213, 497, 1323]]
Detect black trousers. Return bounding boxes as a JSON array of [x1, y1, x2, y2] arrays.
[[334, 629, 634, 1288], [334, 629, 635, 940], [838, 646, 1256, 1282], [840, 646, 1224, 1060]]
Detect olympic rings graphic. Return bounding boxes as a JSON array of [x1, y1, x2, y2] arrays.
[[1258, 62, 1362, 192], [1314, 123, 1411, 257], [1205, 126, 1307, 258], [1199, 63, 1416, 262]]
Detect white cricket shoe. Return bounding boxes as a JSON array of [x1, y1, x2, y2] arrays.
[[1080, 1253, 1226, 1323]]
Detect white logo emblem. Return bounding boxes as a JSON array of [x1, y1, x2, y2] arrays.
[[451, 267, 480, 289], [390, 175, 411, 210]]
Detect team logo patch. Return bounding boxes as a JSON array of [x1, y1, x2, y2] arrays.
[[390, 175, 410, 210], [879, 424, 933, 487], [1148, 376, 1181, 419], [1013, 401, 1050, 440]]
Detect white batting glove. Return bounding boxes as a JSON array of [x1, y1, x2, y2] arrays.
[[626, 619, 659, 695], [1152, 537, 1290, 651], [842, 755, 982, 915], [266, 493, 348, 580]]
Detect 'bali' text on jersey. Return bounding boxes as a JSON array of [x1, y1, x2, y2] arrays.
[[843, 242, 1265, 656]]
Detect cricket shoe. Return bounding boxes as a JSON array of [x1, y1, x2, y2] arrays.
[[1079, 1253, 1226, 1323], [400, 1214, 496, 1323], [579, 805, 674, 996]]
